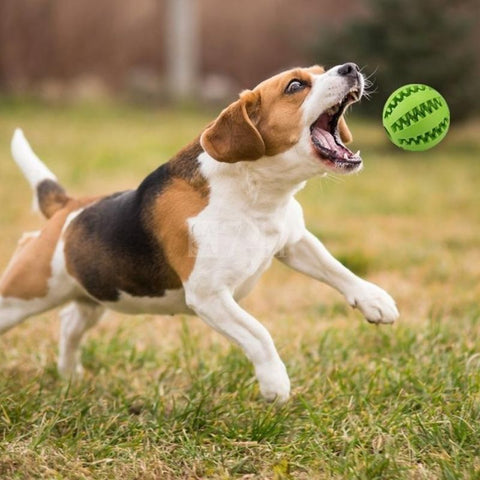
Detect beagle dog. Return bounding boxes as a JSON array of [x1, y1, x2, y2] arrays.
[[0, 63, 398, 402]]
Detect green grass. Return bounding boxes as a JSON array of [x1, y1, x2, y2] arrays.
[[1, 100, 480, 479]]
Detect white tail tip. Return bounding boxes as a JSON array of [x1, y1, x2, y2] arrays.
[[11, 128, 57, 189], [11, 128, 58, 213]]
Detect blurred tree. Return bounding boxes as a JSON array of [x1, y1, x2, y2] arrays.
[[312, 0, 480, 120]]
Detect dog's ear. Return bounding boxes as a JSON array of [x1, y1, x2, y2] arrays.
[[338, 116, 353, 144], [201, 91, 266, 163]]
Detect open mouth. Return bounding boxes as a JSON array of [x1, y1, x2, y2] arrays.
[[310, 88, 362, 172]]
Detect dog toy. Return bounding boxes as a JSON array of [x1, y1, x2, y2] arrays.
[[382, 84, 450, 151]]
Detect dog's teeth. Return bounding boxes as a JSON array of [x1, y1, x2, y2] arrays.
[[354, 150, 360, 157]]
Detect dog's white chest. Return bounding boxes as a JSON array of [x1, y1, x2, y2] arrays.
[[183, 153, 307, 299], [188, 202, 290, 298]]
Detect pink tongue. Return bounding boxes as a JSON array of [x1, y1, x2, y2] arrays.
[[314, 128, 339, 151]]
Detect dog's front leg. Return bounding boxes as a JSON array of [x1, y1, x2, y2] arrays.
[[185, 288, 290, 402], [278, 230, 399, 324]]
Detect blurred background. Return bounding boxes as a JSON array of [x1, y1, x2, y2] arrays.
[[1, 0, 479, 119], [1, 3, 480, 477], [0, 0, 479, 320]]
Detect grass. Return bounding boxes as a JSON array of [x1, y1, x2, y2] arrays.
[[1, 99, 480, 479]]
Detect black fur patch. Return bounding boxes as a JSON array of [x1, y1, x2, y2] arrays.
[[37, 179, 69, 218], [65, 139, 206, 302]]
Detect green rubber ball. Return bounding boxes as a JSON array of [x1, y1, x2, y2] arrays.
[[382, 84, 450, 151]]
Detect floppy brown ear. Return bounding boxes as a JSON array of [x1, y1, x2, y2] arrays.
[[201, 92, 265, 163], [338, 116, 353, 144]]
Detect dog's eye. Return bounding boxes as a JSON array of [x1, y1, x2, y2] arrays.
[[285, 79, 308, 95]]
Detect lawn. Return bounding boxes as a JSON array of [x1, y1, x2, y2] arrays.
[[0, 99, 480, 479]]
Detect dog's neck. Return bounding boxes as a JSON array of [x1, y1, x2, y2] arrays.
[[198, 151, 309, 214]]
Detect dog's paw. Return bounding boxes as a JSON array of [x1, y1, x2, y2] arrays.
[[256, 361, 291, 403], [347, 281, 399, 325]]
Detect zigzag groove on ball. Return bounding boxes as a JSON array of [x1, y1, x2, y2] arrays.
[[383, 85, 428, 119], [390, 97, 444, 133], [398, 117, 449, 146]]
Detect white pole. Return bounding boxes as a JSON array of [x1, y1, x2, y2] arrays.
[[165, 0, 200, 101]]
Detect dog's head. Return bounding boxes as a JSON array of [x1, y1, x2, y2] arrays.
[[201, 63, 364, 177]]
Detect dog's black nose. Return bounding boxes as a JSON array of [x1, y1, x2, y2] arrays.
[[338, 62, 360, 77]]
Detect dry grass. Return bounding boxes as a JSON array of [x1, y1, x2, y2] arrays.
[[0, 99, 480, 479]]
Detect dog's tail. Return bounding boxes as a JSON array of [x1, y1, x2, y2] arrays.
[[11, 129, 71, 219]]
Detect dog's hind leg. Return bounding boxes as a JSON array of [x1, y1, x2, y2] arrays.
[[0, 292, 73, 335], [57, 301, 105, 379], [0, 296, 38, 334], [0, 229, 79, 334]]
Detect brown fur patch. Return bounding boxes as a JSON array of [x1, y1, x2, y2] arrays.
[[149, 178, 209, 282], [169, 139, 207, 189], [201, 99, 266, 163], [253, 67, 323, 156], [0, 198, 98, 300], [201, 66, 329, 162]]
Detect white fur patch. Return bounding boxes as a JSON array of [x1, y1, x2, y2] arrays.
[[11, 129, 58, 212]]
